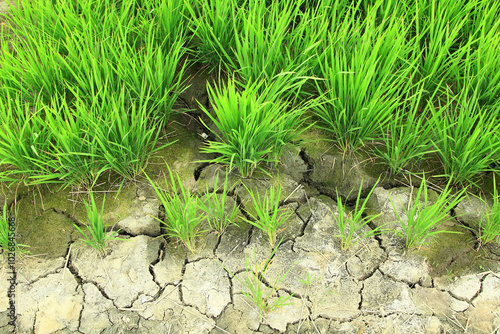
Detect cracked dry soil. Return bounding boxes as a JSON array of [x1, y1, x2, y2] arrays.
[[1, 135, 500, 334], [1, 3, 500, 332]]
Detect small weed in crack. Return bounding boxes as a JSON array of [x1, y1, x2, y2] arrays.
[[220, 241, 295, 322]]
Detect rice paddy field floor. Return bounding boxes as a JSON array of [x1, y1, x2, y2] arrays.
[[1, 0, 500, 333], [0, 112, 499, 333]]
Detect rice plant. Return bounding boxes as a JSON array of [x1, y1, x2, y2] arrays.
[[333, 179, 387, 250], [185, 0, 240, 70], [0, 202, 30, 255], [89, 86, 174, 181], [371, 85, 436, 175], [42, 97, 109, 189], [472, 176, 500, 247], [0, 92, 55, 184], [455, 18, 500, 107], [429, 86, 500, 186], [410, 0, 474, 98], [202, 172, 239, 235], [390, 176, 466, 250], [145, 166, 207, 253], [222, 242, 295, 321], [314, 7, 415, 151], [240, 184, 293, 247], [1, 0, 189, 116], [199, 78, 312, 177], [224, 0, 321, 99], [73, 191, 126, 255]]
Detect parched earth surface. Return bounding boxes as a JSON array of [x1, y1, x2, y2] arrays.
[[0, 129, 500, 334], [1, 2, 500, 333]]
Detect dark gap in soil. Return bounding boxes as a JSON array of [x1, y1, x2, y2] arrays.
[[225, 269, 235, 305], [298, 148, 314, 180], [358, 282, 364, 311], [193, 162, 210, 181], [52, 207, 80, 225], [177, 257, 189, 304], [258, 324, 274, 332], [65, 259, 85, 287], [180, 255, 188, 276], [151, 285, 167, 303], [177, 282, 185, 305], [245, 226, 254, 247], [453, 215, 480, 250], [296, 211, 311, 238], [114, 229, 135, 238], [315, 189, 337, 203], [148, 241, 163, 285], [233, 192, 254, 246], [469, 272, 489, 304], [373, 234, 390, 256], [212, 233, 222, 257]]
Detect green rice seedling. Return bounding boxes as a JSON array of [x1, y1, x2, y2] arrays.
[[461, 0, 499, 42], [314, 9, 415, 151], [0, 92, 56, 184], [299, 272, 321, 290], [472, 176, 500, 247], [333, 179, 387, 250], [456, 18, 500, 107], [225, 0, 321, 99], [89, 86, 173, 181], [0, 31, 71, 104], [390, 176, 466, 250], [222, 242, 294, 321], [74, 191, 126, 255], [145, 166, 207, 253], [0, 202, 30, 255], [410, 0, 474, 97], [185, 0, 240, 70], [104, 28, 190, 120], [429, 86, 500, 186], [199, 78, 313, 177], [42, 97, 109, 189], [371, 85, 436, 175], [2, 0, 189, 117], [202, 172, 239, 235], [141, 0, 191, 48], [240, 184, 293, 247]]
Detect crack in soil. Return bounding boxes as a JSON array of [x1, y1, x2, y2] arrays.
[[469, 272, 489, 305]]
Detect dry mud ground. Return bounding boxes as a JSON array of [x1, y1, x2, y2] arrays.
[[1, 1, 500, 333], [0, 141, 499, 334]]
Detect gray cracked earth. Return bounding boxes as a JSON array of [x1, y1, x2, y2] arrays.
[[1, 142, 500, 334], [1, 3, 500, 332]]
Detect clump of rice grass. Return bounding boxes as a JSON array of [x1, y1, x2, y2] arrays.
[[470, 176, 500, 247], [390, 176, 466, 250], [203, 172, 239, 235], [224, 0, 321, 99], [199, 77, 313, 177], [371, 85, 436, 175], [333, 179, 388, 250], [146, 165, 207, 253], [240, 184, 293, 247], [0, 0, 188, 189], [410, 0, 474, 98], [0, 92, 55, 185], [314, 6, 415, 151], [429, 85, 500, 187], [0, 202, 30, 255], [221, 241, 295, 321], [185, 0, 240, 70], [74, 191, 126, 255]]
